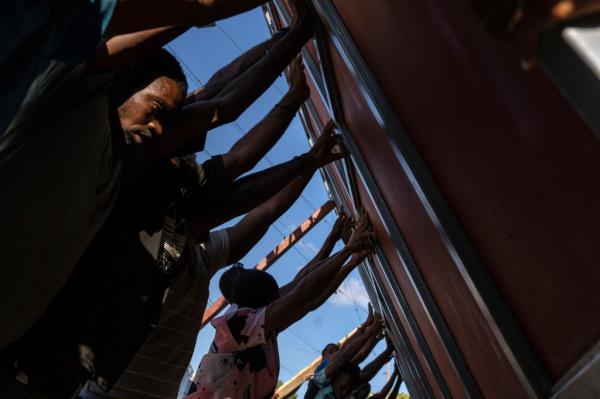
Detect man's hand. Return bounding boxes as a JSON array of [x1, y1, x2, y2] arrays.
[[340, 214, 354, 243], [291, 0, 314, 36], [345, 216, 371, 253], [305, 121, 344, 169], [331, 211, 347, 237], [288, 56, 310, 103], [348, 248, 371, 267]]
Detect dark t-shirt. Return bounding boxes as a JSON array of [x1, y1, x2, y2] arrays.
[[7, 155, 227, 396]]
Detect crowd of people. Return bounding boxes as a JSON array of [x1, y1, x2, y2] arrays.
[[0, 0, 401, 398]]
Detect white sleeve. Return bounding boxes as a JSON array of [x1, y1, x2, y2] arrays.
[[199, 229, 229, 271]]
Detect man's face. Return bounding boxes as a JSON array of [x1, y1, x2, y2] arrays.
[[117, 77, 183, 145]]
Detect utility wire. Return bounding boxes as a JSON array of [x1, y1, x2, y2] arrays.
[[288, 328, 321, 354]]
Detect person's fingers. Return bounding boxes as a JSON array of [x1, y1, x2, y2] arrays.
[[327, 152, 345, 163], [322, 120, 336, 136]]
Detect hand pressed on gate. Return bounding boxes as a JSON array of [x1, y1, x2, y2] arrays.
[[264, 214, 372, 334]]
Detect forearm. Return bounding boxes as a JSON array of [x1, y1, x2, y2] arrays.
[[358, 348, 391, 385], [222, 91, 302, 182], [160, 20, 311, 158], [311, 229, 339, 263], [223, 155, 313, 211], [351, 331, 380, 366], [279, 256, 328, 297], [86, 26, 189, 73], [207, 21, 311, 126], [265, 249, 352, 332], [306, 257, 357, 312], [289, 250, 350, 309], [106, 0, 267, 36], [369, 372, 397, 399], [326, 326, 378, 377], [225, 174, 312, 263], [187, 156, 312, 238], [186, 32, 286, 104]]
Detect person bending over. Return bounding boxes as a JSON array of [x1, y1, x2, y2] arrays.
[[1, 0, 292, 137], [0, 0, 313, 349], [189, 218, 373, 399], [4, 114, 341, 399]]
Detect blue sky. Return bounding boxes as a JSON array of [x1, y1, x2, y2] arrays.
[[167, 7, 406, 396]]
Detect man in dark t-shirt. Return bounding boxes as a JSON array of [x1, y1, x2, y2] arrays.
[[5, 64, 344, 399]]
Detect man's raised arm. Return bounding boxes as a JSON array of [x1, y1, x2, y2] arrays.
[[140, 0, 314, 161], [105, 0, 270, 37]]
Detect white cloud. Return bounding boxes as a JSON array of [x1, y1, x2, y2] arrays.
[[330, 277, 370, 308]]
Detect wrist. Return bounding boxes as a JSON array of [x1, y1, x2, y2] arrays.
[[299, 152, 318, 171], [287, 88, 306, 106], [276, 101, 297, 115]]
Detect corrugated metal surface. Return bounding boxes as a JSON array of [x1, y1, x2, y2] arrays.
[[264, 1, 600, 398]]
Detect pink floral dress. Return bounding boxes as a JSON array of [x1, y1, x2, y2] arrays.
[[187, 306, 280, 399]]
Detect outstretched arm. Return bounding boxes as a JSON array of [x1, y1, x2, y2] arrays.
[[86, 26, 189, 73], [358, 342, 394, 386], [264, 218, 372, 334], [369, 368, 399, 399], [106, 0, 270, 37], [186, 30, 288, 104], [140, 1, 313, 161], [221, 57, 310, 182], [324, 316, 382, 380], [350, 329, 384, 367], [187, 122, 342, 239], [311, 211, 347, 263], [222, 173, 312, 268], [278, 212, 347, 297]]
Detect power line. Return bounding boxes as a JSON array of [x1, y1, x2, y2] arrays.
[[336, 285, 366, 324], [288, 328, 321, 354], [271, 222, 312, 264]]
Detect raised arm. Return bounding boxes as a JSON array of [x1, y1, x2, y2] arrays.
[[369, 368, 399, 399], [221, 57, 310, 182], [339, 303, 375, 349], [264, 218, 372, 334], [86, 26, 189, 73], [140, 1, 313, 161], [186, 30, 288, 104], [311, 211, 347, 263], [324, 316, 382, 380], [222, 173, 312, 268], [350, 328, 384, 367], [187, 122, 342, 239], [357, 341, 394, 386], [277, 213, 346, 297], [105, 0, 271, 37]]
